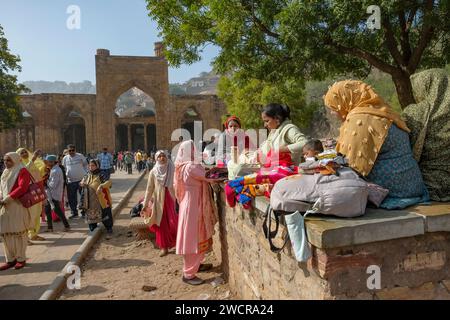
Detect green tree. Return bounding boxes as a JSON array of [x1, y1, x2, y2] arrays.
[[147, 0, 450, 108], [217, 75, 317, 129], [0, 25, 28, 131]]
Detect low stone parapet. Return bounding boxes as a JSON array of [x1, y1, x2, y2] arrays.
[[212, 189, 450, 300]]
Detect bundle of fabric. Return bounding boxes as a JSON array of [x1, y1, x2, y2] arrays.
[[298, 150, 346, 175], [225, 150, 298, 209]]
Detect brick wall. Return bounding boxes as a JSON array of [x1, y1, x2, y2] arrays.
[[212, 191, 450, 300]]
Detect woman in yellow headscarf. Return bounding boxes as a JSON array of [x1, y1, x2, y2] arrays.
[[16, 148, 46, 241], [323, 80, 429, 209]]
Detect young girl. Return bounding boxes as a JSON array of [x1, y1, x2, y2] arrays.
[[79, 159, 113, 238], [174, 140, 220, 285], [142, 150, 178, 257]]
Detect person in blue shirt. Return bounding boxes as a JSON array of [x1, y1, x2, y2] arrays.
[[97, 147, 113, 180]]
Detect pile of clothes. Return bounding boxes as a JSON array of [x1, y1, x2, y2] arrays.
[[298, 149, 347, 175]]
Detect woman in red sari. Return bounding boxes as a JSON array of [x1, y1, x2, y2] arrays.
[[142, 150, 178, 257]]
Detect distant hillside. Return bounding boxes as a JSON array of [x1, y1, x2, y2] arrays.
[[22, 80, 96, 94], [21, 71, 221, 96]]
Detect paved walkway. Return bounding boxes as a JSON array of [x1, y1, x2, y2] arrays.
[[0, 169, 142, 300]]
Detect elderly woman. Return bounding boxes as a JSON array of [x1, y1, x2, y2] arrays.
[[142, 150, 178, 257], [323, 80, 429, 209], [17, 148, 46, 242], [225, 104, 308, 208], [0, 152, 32, 270], [174, 140, 220, 285], [216, 116, 253, 166], [79, 159, 113, 238], [402, 69, 450, 202]]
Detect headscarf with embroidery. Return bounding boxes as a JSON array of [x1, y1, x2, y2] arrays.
[[154, 150, 174, 188], [324, 80, 410, 176]]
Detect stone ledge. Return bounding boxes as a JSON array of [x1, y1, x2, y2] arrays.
[[409, 202, 450, 233], [253, 197, 428, 249]]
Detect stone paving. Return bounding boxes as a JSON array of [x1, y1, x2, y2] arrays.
[[0, 169, 142, 300]]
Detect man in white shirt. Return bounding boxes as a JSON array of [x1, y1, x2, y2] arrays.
[[44, 155, 70, 232], [62, 144, 87, 219]]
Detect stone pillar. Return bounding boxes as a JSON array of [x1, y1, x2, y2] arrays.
[[144, 124, 148, 152], [127, 124, 132, 151]]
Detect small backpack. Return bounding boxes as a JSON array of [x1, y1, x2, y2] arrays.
[[263, 168, 369, 257]]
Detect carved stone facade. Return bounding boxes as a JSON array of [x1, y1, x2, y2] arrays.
[[0, 44, 226, 155]]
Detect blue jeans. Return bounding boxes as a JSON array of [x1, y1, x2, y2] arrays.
[[67, 181, 82, 216]]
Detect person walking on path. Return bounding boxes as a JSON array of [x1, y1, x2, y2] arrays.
[[97, 147, 113, 180], [44, 155, 70, 232], [174, 140, 220, 285], [124, 152, 134, 175], [16, 148, 46, 242], [62, 144, 87, 219], [142, 150, 178, 257], [79, 159, 114, 238], [0, 152, 33, 271]]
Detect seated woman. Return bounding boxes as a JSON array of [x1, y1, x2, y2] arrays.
[[402, 69, 450, 202], [323, 80, 429, 209], [225, 103, 308, 209], [216, 116, 253, 167]]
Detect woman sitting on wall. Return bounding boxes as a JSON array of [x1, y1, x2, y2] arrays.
[[225, 103, 308, 209], [323, 80, 429, 209], [402, 69, 450, 202], [216, 116, 253, 167]]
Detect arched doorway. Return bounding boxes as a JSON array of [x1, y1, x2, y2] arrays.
[[181, 106, 203, 146], [16, 111, 35, 150], [62, 111, 86, 154], [115, 87, 156, 152]]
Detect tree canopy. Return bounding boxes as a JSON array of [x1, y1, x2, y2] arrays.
[[147, 0, 450, 108], [0, 24, 28, 132], [217, 75, 317, 129]]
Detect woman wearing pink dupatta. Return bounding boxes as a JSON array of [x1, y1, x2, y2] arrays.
[[174, 140, 219, 285]]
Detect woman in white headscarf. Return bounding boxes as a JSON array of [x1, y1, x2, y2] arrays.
[[142, 150, 178, 257], [0, 152, 32, 271]]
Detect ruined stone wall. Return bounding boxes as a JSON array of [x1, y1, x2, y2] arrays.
[[213, 192, 450, 300]]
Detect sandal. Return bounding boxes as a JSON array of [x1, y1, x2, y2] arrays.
[[0, 260, 17, 271], [182, 276, 204, 286]]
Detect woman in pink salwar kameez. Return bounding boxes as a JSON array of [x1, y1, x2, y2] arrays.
[[174, 140, 220, 285]]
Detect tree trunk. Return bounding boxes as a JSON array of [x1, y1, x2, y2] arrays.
[[391, 71, 416, 109]]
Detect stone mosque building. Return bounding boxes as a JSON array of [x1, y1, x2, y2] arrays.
[[0, 43, 226, 155]]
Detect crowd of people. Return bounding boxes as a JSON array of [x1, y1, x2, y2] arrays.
[[0, 144, 124, 271], [1, 69, 449, 286]]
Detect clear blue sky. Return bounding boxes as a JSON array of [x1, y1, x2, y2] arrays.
[[0, 0, 219, 84]]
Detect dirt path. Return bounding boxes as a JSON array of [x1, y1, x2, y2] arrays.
[[0, 170, 142, 300], [60, 176, 234, 300]]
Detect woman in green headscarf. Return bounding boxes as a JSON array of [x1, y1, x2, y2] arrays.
[[403, 69, 450, 202], [16, 148, 47, 241]]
